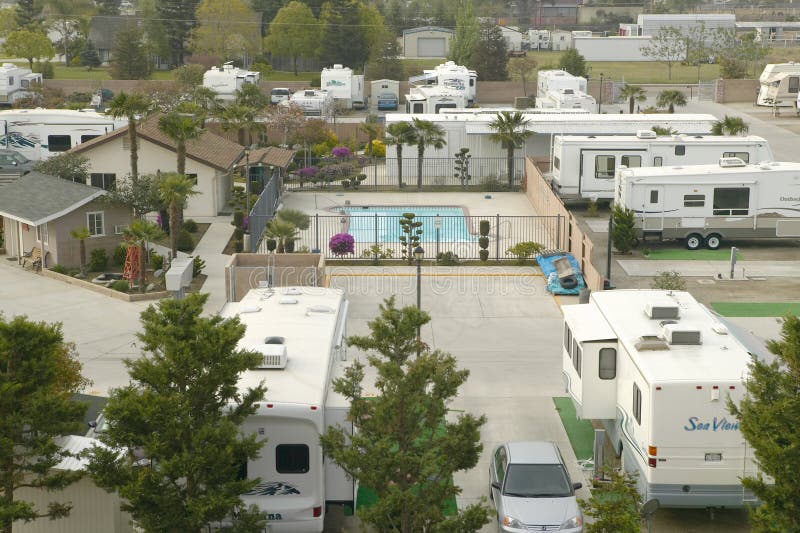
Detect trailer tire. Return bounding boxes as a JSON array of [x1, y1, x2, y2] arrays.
[[685, 234, 703, 250], [560, 275, 579, 290], [704, 233, 722, 250]]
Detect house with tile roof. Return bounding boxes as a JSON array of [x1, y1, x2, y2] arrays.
[[70, 116, 246, 218]]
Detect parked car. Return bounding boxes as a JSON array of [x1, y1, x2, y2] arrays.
[[490, 441, 583, 532], [0, 149, 35, 174], [376, 92, 398, 110], [270, 87, 291, 105]]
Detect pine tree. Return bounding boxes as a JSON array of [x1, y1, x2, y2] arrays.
[[469, 23, 508, 81], [80, 39, 101, 70], [15, 0, 41, 30], [156, 0, 200, 65], [448, 0, 478, 65], [110, 23, 152, 80], [319, 0, 368, 68], [97, 0, 119, 15]]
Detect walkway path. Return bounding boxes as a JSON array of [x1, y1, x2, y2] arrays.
[[189, 216, 235, 315]]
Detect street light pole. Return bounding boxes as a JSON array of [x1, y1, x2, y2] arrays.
[[414, 245, 424, 356]]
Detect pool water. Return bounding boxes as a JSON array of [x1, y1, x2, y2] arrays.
[[340, 206, 476, 243]]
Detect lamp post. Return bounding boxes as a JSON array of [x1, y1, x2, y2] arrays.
[[434, 215, 442, 258], [414, 245, 424, 355], [244, 146, 251, 217], [598, 72, 604, 114]]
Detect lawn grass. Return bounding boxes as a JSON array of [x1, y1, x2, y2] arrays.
[[643, 249, 741, 261], [553, 397, 595, 461], [710, 302, 800, 317]]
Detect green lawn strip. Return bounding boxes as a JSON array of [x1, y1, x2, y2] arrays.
[[644, 249, 741, 261], [710, 302, 800, 317], [553, 397, 595, 461]]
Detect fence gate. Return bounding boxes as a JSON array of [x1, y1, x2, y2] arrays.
[[699, 81, 716, 101]]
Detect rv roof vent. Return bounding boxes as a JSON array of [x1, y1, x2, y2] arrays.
[[264, 336, 286, 344], [635, 335, 669, 351], [659, 320, 678, 327], [645, 302, 680, 320], [253, 344, 288, 369], [283, 287, 303, 295], [719, 157, 746, 168], [636, 130, 657, 139], [307, 305, 335, 314], [712, 323, 729, 335], [662, 323, 702, 345], [304, 90, 315, 96], [279, 297, 299, 305]]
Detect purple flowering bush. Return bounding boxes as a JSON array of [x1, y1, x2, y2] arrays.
[[329, 233, 355, 257], [297, 166, 319, 178], [331, 146, 351, 158]]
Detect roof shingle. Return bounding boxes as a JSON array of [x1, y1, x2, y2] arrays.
[[0, 172, 105, 225]]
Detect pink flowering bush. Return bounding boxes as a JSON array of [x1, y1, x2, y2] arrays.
[[329, 233, 355, 257], [331, 146, 351, 158]]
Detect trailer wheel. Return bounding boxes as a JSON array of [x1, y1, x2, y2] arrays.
[[685, 234, 703, 250], [704, 233, 722, 250]]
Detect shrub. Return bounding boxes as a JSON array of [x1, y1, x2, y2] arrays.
[[436, 251, 459, 265], [183, 219, 198, 233], [361, 245, 393, 264], [50, 264, 67, 274], [478, 236, 490, 249], [331, 146, 351, 158], [177, 229, 194, 252], [612, 205, 637, 254], [276, 209, 311, 230], [110, 279, 129, 292], [506, 241, 544, 265], [479, 249, 490, 262], [232, 210, 244, 230], [481, 177, 509, 192], [233, 227, 244, 241], [479, 220, 490, 237], [651, 270, 686, 291], [192, 255, 205, 277], [586, 200, 599, 217], [329, 233, 355, 257], [150, 252, 164, 271], [88, 248, 108, 272], [113, 243, 128, 266], [371, 139, 386, 157], [33, 61, 54, 79], [266, 238, 277, 252], [234, 239, 243, 253], [309, 75, 321, 87]]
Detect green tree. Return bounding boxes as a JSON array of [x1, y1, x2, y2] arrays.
[[34, 152, 90, 183], [710, 115, 749, 136], [96, 0, 118, 15], [579, 468, 642, 533], [156, 0, 200, 65], [264, 218, 298, 253], [191, 0, 261, 62], [221, 103, 260, 146], [2, 30, 54, 69], [385, 121, 416, 189], [121, 219, 164, 290], [79, 39, 100, 70], [140, 0, 170, 61], [685, 22, 709, 82], [656, 89, 687, 113], [367, 34, 403, 80], [650, 270, 687, 291], [488, 111, 532, 189], [15, 0, 41, 31], [187, 86, 220, 126], [448, 0, 479, 65], [469, 23, 508, 81], [651, 125, 676, 136], [86, 293, 267, 533], [320, 297, 490, 533], [0, 8, 20, 37], [612, 205, 637, 253], [359, 114, 380, 156], [0, 315, 88, 533], [159, 172, 199, 259], [42, 0, 93, 66], [410, 117, 446, 190], [319, 0, 368, 69], [174, 64, 206, 90], [384, 0, 406, 34], [558, 48, 588, 78], [617, 84, 646, 114], [508, 56, 537, 97], [263, 1, 319, 76], [109, 23, 152, 80], [107, 92, 153, 188], [275, 208, 310, 230], [234, 82, 269, 111], [640, 27, 686, 81], [728, 314, 800, 532], [158, 111, 205, 176], [69, 226, 90, 274]]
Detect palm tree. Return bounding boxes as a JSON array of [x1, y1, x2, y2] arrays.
[[158, 172, 199, 259], [158, 111, 205, 176], [220, 103, 261, 147], [385, 122, 416, 189], [410, 117, 446, 190], [618, 84, 646, 114], [656, 90, 688, 113], [651, 126, 677, 136], [488, 111, 532, 189], [69, 226, 90, 275], [235, 83, 269, 111], [264, 219, 298, 253], [123, 219, 164, 292], [710, 115, 750, 136], [106, 92, 153, 186], [359, 114, 380, 156], [188, 86, 220, 126]]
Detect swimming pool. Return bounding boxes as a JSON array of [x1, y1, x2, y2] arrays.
[[339, 206, 476, 243]]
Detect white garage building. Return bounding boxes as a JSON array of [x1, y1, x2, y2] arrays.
[[573, 36, 656, 62], [402, 26, 454, 58]]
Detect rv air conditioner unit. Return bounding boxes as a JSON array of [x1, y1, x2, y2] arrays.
[[636, 130, 657, 139], [644, 303, 680, 319], [662, 324, 702, 345], [719, 157, 747, 168], [635, 335, 669, 351], [253, 344, 288, 369]]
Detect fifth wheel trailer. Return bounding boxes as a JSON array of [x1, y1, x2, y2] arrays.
[[562, 289, 759, 507], [757, 63, 800, 107], [550, 132, 774, 201], [615, 158, 800, 249]]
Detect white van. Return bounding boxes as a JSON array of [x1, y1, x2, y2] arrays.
[[271, 88, 291, 105]]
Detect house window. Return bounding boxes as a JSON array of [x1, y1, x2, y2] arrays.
[[87, 211, 105, 236], [276, 444, 309, 474], [36, 223, 48, 245], [599, 348, 616, 380], [81, 134, 100, 143], [90, 173, 117, 190], [675, 145, 686, 156], [595, 155, 615, 179], [684, 194, 705, 207], [114, 225, 128, 235], [621, 155, 641, 168], [47, 135, 71, 152], [723, 151, 749, 163], [186, 173, 198, 185], [713, 187, 750, 215], [649, 190, 659, 204], [653, 156, 663, 166], [633, 383, 642, 425]]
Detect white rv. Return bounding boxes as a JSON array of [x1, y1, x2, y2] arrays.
[[537, 70, 588, 97], [757, 62, 800, 107], [405, 85, 467, 114], [283, 89, 334, 117], [537, 88, 596, 112], [615, 158, 800, 249], [528, 29, 551, 50], [551, 132, 774, 201], [0, 108, 126, 161], [320, 64, 365, 110], [221, 286, 352, 532], [0, 64, 42, 105], [202, 63, 261, 103], [409, 61, 477, 106], [562, 289, 759, 508]]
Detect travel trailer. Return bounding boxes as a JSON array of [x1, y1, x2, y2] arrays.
[[282, 89, 334, 117], [537, 88, 596, 112], [757, 62, 800, 107], [0, 109, 126, 161], [615, 158, 800, 249], [528, 29, 551, 50], [551, 132, 774, 201], [537, 70, 588, 97], [320, 64, 365, 110], [405, 85, 467, 114], [0, 64, 42, 105], [409, 61, 477, 105], [562, 289, 759, 507], [221, 286, 352, 532], [202, 63, 261, 103]]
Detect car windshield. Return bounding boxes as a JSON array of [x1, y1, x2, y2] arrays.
[[503, 463, 572, 498], [272, 89, 289, 95], [10, 153, 28, 164]]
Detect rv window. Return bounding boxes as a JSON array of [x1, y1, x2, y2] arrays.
[[674, 145, 685, 156], [81, 134, 99, 143], [90, 173, 117, 191], [276, 444, 310, 474], [633, 383, 642, 425], [723, 151, 749, 163], [599, 348, 616, 379], [435, 103, 457, 113], [790, 76, 800, 94], [683, 194, 705, 207], [621, 155, 641, 168], [594, 155, 615, 179], [572, 341, 581, 377], [413, 103, 424, 113], [653, 156, 663, 166], [713, 187, 750, 216], [8, 77, 12, 85], [21, 80, 29, 88], [649, 190, 659, 204], [564, 324, 572, 355], [47, 135, 71, 152], [553, 156, 560, 171]]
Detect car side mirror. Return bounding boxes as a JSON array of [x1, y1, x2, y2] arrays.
[[491, 481, 501, 490], [573, 482, 583, 490]]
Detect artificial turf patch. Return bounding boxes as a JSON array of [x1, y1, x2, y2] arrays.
[[710, 302, 800, 317], [643, 249, 741, 261], [553, 397, 595, 461]]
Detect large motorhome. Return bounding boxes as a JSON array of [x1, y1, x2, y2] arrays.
[[0, 63, 42, 105], [405, 85, 467, 114], [537, 88, 596, 112], [0, 109, 126, 161], [615, 158, 800, 249], [221, 286, 352, 532], [757, 62, 800, 107], [537, 70, 588, 98], [321, 64, 365, 110], [202, 63, 260, 102], [551, 132, 774, 201], [282, 89, 334, 117], [562, 289, 759, 507], [409, 61, 477, 106]]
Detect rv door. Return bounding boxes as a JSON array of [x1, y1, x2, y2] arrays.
[[642, 186, 664, 232]]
